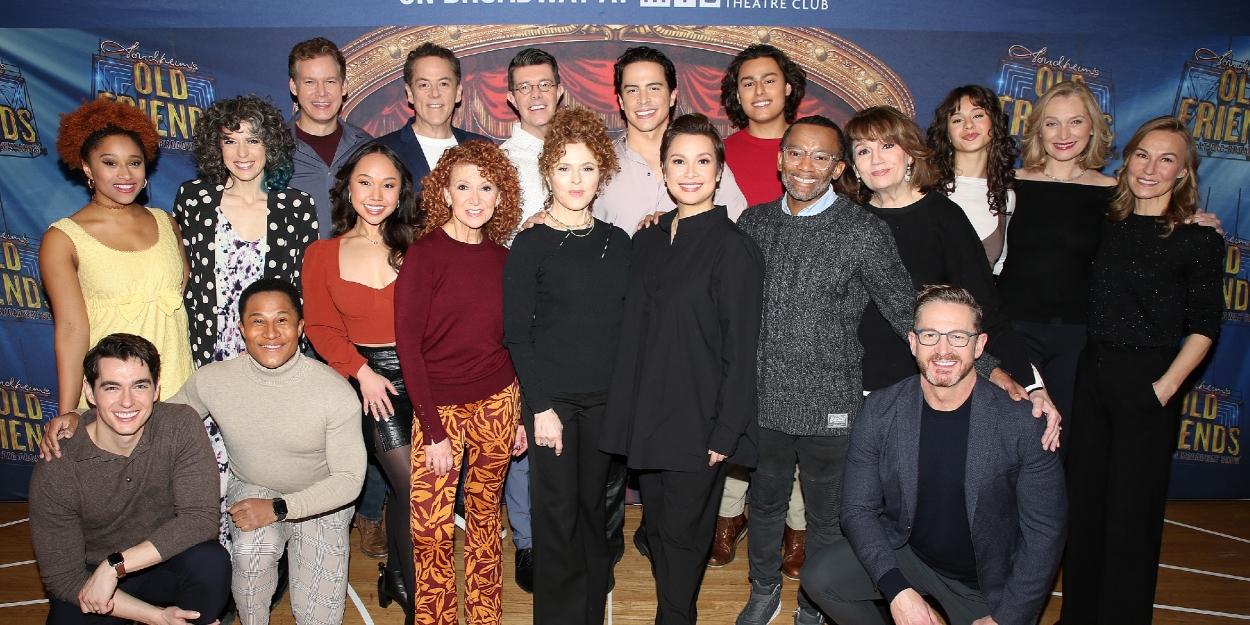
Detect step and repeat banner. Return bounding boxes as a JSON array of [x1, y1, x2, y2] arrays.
[[1, 2, 1248, 499]]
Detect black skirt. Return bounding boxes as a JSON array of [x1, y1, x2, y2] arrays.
[[350, 345, 414, 452]]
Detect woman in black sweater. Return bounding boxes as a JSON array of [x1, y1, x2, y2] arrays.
[[1062, 117, 1224, 625], [599, 114, 764, 625], [503, 108, 629, 625], [846, 106, 1059, 448]]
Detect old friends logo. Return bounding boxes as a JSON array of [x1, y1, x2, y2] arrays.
[[0, 377, 52, 464], [994, 45, 1113, 140], [1175, 48, 1250, 161], [92, 41, 216, 153], [0, 59, 44, 158]]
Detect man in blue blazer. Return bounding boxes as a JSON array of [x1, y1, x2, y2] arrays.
[[372, 42, 493, 198], [801, 285, 1065, 625]]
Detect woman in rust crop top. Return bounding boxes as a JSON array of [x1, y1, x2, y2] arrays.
[[301, 143, 420, 623]]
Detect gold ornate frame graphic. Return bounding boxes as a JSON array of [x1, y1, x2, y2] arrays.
[[341, 24, 914, 123]]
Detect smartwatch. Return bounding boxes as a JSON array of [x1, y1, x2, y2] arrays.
[[106, 552, 127, 578], [272, 497, 288, 522]]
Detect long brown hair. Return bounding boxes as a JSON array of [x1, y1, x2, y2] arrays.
[[844, 105, 939, 204], [1019, 81, 1114, 172], [419, 141, 523, 246], [329, 143, 421, 271], [926, 85, 1017, 215], [1108, 117, 1200, 237]]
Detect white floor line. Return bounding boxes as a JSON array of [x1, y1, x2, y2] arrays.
[[1051, 591, 1250, 620], [1166, 519, 1250, 544], [0, 599, 48, 608], [0, 518, 29, 528], [1161, 563, 1250, 583], [347, 583, 375, 625], [607, 590, 612, 625], [0, 559, 35, 569]]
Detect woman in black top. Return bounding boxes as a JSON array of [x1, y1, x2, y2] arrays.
[[1062, 118, 1223, 625], [996, 81, 1118, 439], [599, 114, 764, 625], [846, 106, 1059, 448], [503, 108, 629, 625]]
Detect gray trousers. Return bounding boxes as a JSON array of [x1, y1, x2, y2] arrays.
[[801, 539, 991, 625], [227, 477, 353, 625]]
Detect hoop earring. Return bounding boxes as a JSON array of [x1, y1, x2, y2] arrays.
[[142, 180, 148, 190], [87, 177, 95, 190], [904, 162, 913, 183]]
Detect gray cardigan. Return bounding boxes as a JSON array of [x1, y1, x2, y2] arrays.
[[841, 375, 1066, 625], [736, 194, 916, 436]]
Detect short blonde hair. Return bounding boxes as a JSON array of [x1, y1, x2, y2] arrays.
[[1020, 81, 1114, 171]]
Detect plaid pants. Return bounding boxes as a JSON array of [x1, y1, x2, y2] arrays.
[[227, 476, 353, 625], [411, 380, 520, 625]]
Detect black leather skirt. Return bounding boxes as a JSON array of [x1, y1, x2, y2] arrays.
[[351, 345, 414, 452]]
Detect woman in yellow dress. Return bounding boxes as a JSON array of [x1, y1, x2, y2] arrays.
[[39, 98, 194, 417]]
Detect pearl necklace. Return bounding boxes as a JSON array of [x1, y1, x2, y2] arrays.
[[1041, 167, 1086, 183]]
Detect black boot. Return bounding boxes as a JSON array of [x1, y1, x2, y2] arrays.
[[378, 561, 414, 622], [514, 548, 534, 594]]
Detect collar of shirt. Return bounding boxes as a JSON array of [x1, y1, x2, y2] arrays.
[[781, 187, 837, 217], [503, 122, 543, 155], [660, 205, 728, 235], [503, 123, 548, 224], [68, 410, 155, 462]]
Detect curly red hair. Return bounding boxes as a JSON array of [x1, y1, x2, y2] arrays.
[[419, 141, 522, 246], [538, 107, 620, 209], [56, 98, 160, 171]]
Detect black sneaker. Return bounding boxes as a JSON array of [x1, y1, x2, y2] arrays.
[[633, 524, 651, 562], [793, 604, 824, 625], [736, 580, 782, 625], [515, 548, 534, 594]]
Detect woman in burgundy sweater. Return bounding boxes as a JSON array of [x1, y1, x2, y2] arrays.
[[394, 140, 525, 625], [301, 143, 420, 621]]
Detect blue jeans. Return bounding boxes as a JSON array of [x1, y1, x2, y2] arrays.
[[505, 453, 532, 549], [357, 460, 388, 522]]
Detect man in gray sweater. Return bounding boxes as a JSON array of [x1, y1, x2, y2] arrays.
[[733, 116, 918, 625], [172, 278, 366, 625]]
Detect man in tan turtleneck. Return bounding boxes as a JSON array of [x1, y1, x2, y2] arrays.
[[171, 278, 366, 625]]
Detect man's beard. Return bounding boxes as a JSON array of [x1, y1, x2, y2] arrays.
[[782, 174, 832, 203], [920, 351, 975, 388]]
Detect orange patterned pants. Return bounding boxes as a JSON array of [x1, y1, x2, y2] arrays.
[[411, 380, 520, 625]]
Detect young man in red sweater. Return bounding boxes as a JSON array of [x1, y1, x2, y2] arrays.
[[720, 45, 808, 208]]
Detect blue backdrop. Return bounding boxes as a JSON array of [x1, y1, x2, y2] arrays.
[[2, 1, 1249, 499]]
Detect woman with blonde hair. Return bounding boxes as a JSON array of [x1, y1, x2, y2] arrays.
[[1062, 117, 1223, 624], [394, 140, 526, 625], [503, 107, 628, 625]]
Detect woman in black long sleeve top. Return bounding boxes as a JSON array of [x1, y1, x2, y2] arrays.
[[1062, 118, 1224, 625], [599, 115, 765, 625], [845, 107, 1059, 450], [503, 109, 630, 625]]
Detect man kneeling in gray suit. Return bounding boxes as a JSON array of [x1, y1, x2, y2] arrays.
[[801, 284, 1065, 625]]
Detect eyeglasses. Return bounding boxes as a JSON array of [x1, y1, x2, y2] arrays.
[[914, 329, 977, 347], [514, 81, 558, 95], [782, 147, 840, 170]]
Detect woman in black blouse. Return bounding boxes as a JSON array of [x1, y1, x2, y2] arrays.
[[599, 114, 764, 625], [1062, 117, 1224, 625], [845, 106, 1059, 447], [175, 94, 318, 367], [503, 108, 628, 625]]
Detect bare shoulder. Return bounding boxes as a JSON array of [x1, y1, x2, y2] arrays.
[[1082, 171, 1118, 187]]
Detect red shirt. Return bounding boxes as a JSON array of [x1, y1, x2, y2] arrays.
[[295, 122, 344, 167], [301, 237, 397, 380], [724, 130, 784, 207], [395, 227, 516, 443]]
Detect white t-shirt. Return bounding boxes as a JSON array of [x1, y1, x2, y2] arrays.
[[948, 176, 1015, 275], [416, 131, 459, 171]]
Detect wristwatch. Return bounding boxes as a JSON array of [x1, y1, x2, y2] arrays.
[[272, 497, 288, 522], [106, 552, 126, 578]]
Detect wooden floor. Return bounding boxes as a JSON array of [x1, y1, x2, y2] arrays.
[[2, 501, 1247, 624]]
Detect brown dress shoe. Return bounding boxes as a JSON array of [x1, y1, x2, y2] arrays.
[[707, 513, 748, 567], [781, 526, 805, 580], [356, 514, 388, 559]]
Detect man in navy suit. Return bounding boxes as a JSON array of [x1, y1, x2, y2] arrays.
[[801, 285, 1065, 625], [373, 42, 493, 197]]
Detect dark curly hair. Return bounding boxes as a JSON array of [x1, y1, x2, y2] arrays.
[[538, 108, 620, 210], [330, 143, 422, 271], [56, 98, 160, 172], [193, 95, 295, 192], [419, 141, 522, 246], [926, 85, 1018, 216], [844, 106, 939, 205], [720, 44, 807, 129]]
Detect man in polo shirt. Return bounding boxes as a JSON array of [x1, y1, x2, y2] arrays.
[[30, 333, 229, 625], [373, 43, 494, 197], [287, 37, 373, 239]]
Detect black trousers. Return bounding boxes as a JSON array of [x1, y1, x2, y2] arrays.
[[523, 391, 614, 625], [1011, 320, 1088, 456], [1061, 343, 1182, 625], [47, 541, 231, 625], [748, 428, 849, 607], [637, 461, 726, 625], [801, 539, 990, 625]]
